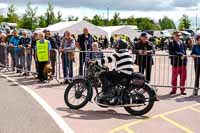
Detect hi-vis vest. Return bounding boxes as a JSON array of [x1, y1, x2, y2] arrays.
[[36, 40, 49, 62]]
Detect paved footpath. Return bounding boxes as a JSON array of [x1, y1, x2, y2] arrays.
[[0, 75, 63, 133], [1, 71, 200, 133]]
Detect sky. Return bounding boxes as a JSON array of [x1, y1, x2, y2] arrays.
[[0, 0, 200, 23]]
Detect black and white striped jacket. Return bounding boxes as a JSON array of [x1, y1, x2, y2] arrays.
[[97, 49, 134, 75]]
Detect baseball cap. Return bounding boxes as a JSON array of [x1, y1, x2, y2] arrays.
[[140, 32, 148, 37]]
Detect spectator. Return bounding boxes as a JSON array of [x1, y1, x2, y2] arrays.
[[19, 31, 32, 76], [191, 35, 200, 96], [9, 30, 21, 73], [32, 32, 39, 75], [0, 31, 6, 68], [168, 31, 187, 95], [45, 30, 58, 76], [54, 33, 61, 48], [86, 42, 104, 62], [76, 28, 93, 76], [134, 32, 155, 82], [59, 31, 75, 84], [36, 32, 51, 83], [110, 36, 114, 48], [186, 37, 195, 50], [103, 36, 108, 49]]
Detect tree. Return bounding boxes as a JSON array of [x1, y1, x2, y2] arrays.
[[18, 2, 38, 30], [56, 11, 62, 22], [91, 15, 105, 26], [178, 14, 191, 30], [5, 4, 18, 23], [0, 15, 4, 23], [45, 3, 57, 26], [159, 16, 176, 30], [38, 15, 47, 28], [127, 16, 136, 25], [111, 13, 121, 26], [136, 18, 158, 30], [68, 16, 78, 21]]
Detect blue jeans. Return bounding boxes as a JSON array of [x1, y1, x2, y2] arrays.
[[16, 52, 25, 70], [62, 54, 73, 79], [26, 53, 32, 71]]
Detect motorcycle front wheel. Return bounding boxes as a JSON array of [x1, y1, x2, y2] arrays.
[[64, 80, 92, 110], [124, 84, 155, 116]]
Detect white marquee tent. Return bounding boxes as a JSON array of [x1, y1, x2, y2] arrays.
[[99, 25, 139, 38], [45, 20, 108, 37], [111, 26, 140, 38]]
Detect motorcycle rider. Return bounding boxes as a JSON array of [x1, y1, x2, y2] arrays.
[[95, 39, 134, 99]]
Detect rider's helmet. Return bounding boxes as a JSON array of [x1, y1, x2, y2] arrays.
[[115, 39, 128, 52]]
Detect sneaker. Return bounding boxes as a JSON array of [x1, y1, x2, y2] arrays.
[[16, 70, 22, 73], [43, 80, 49, 83], [169, 91, 176, 95], [22, 73, 29, 76], [181, 92, 187, 95], [193, 88, 198, 96]]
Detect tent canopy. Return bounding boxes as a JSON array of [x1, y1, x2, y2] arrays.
[[45, 20, 108, 37], [99, 25, 138, 38], [111, 26, 140, 38]]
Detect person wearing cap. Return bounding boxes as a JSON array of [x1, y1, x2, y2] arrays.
[[19, 31, 32, 76], [191, 35, 200, 96], [133, 32, 155, 82], [96, 39, 134, 100], [9, 30, 21, 72], [169, 31, 187, 95], [45, 30, 58, 76], [76, 27, 93, 76]]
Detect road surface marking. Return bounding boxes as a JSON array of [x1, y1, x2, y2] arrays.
[[190, 107, 200, 113], [109, 103, 200, 133], [160, 115, 194, 133], [0, 73, 74, 133], [124, 127, 135, 133]]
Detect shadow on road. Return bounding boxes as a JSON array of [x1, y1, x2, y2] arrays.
[[158, 94, 182, 100], [36, 83, 64, 89], [176, 96, 200, 103], [56, 107, 149, 120]]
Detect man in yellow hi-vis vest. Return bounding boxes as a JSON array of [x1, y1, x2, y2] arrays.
[[36, 32, 51, 83]]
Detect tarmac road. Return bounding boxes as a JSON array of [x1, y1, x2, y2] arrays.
[[0, 75, 63, 133]]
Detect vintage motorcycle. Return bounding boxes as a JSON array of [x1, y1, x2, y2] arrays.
[[64, 62, 157, 116]]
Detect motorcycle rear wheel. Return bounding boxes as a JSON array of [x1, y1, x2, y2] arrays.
[[124, 84, 155, 116]]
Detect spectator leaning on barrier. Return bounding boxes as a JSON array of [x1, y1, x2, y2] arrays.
[[36, 32, 51, 83], [9, 30, 21, 73], [32, 32, 39, 75], [0, 31, 6, 69], [0, 30, 4, 68], [59, 31, 75, 84], [86, 42, 104, 62], [45, 30, 58, 76], [191, 35, 200, 96], [76, 27, 93, 76], [169, 31, 187, 95], [19, 31, 32, 76], [134, 32, 155, 82]]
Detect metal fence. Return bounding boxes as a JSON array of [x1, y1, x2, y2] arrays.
[[0, 44, 199, 90]]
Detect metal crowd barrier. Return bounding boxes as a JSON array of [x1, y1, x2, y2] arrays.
[[0, 45, 199, 90], [0, 44, 37, 77]]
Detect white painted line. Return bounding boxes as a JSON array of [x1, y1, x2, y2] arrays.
[[0, 73, 74, 133]]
